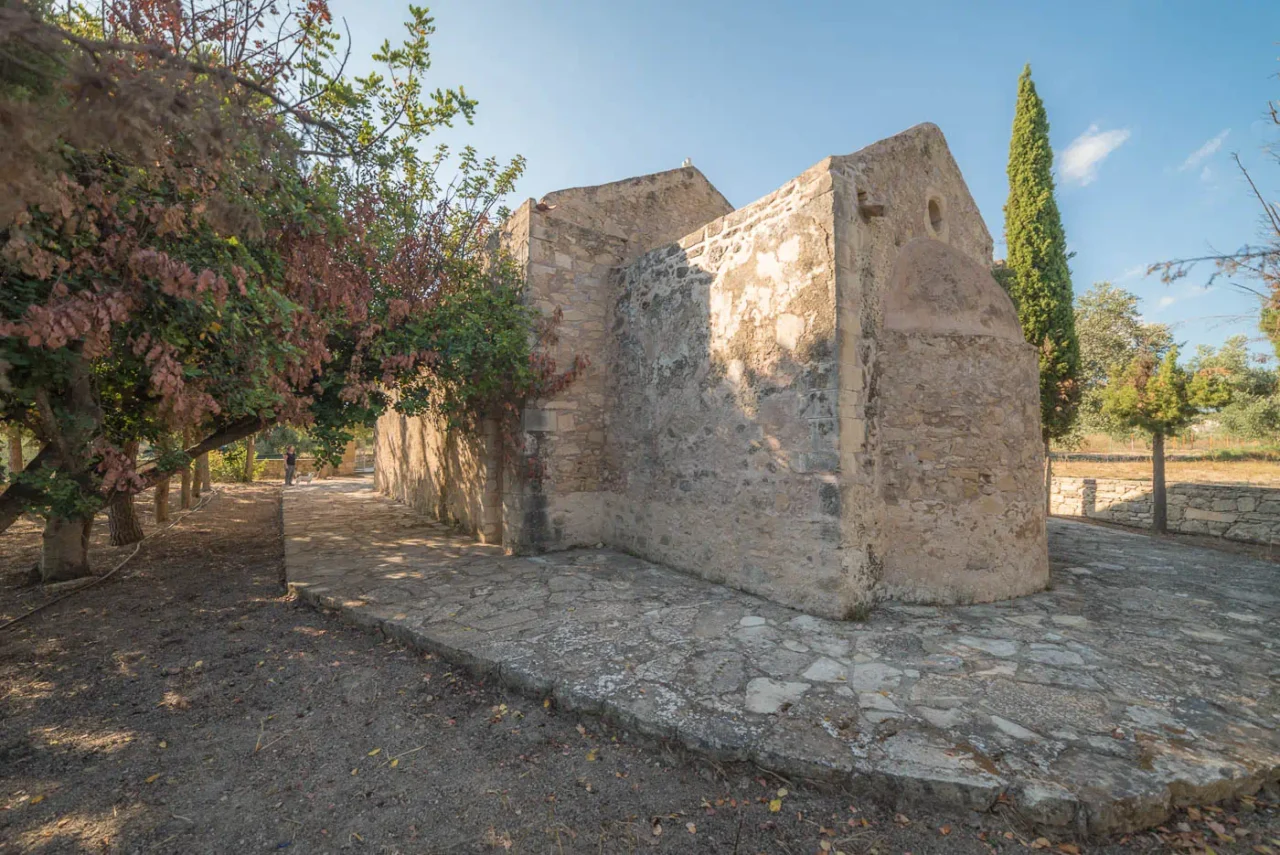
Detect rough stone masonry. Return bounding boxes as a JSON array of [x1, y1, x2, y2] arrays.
[[375, 123, 1049, 619]]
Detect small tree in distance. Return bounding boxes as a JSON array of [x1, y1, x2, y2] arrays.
[[1100, 346, 1230, 532], [1072, 281, 1172, 440]]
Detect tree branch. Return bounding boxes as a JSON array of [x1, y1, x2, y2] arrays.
[[6, 11, 348, 140], [0, 444, 60, 535], [132, 416, 264, 490]]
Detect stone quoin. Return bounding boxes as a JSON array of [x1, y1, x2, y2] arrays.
[[375, 123, 1049, 619]]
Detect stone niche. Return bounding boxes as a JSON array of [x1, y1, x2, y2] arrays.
[[375, 123, 1049, 619]]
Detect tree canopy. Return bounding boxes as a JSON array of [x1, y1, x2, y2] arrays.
[[1188, 336, 1280, 441], [1101, 346, 1228, 441], [1072, 281, 1172, 438], [0, 0, 578, 578]]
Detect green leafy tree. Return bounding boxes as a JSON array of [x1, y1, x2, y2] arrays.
[[1100, 346, 1230, 532], [1073, 282, 1172, 438], [1003, 64, 1081, 496], [1188, 336, 1280, 441], [0, 1, 579, 580]]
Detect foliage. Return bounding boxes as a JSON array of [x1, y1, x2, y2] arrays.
[[1100, 346, 1229, 439], [257, 426, 317, 459], [0, 0, 576, 568], [1187, 335, 1277, 399], [208, 441, 265, 483], [1100, 345, 1231, 532], [1003, 65, 1081, 443], [1071, 282, 1172, 438], [1188, 335, 1280, 441]]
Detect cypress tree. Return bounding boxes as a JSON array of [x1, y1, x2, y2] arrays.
[[1004, 65, 1080, 500]]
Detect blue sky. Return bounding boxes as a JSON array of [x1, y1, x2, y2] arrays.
[[339, 0, 1280, 355]]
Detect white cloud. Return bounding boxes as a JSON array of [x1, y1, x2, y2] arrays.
[[1179, 129, 1230, 172], [1117, 264, 1146, 282], [1200, 165, 1213, 182], [1153, 284, 1218, 312], [1060, 124, 1132, 186]]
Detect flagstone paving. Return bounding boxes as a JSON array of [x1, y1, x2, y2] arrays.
[[283, 478, 1279, 835]]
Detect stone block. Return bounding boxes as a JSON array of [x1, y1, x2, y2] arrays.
[[1183, 507, 1235, 524], [522, 409, 556, 433]]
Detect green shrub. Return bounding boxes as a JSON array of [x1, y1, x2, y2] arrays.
[[209, 441, 268, 483]]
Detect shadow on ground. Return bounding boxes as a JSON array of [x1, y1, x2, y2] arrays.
[[0, 482, 1276, 853]]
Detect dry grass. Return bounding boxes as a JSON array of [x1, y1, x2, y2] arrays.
[[1054, 458, 1280, 486]]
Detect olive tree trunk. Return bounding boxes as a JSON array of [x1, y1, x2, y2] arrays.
[[198, 453, 212, 491], [179, 432, 192, 510], [6, 426, 22, 479], [107, 442, 144, 546], [1151, 431, 1167, 533], [41, 514, 94, 581], [107, 490, 145, 546], [154, 475, 171, 524], [192, 452, 205, 499], [243, 435, 255, 483], [37, 348, 103, 582]]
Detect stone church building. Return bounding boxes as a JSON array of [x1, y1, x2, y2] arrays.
[[374, 123, 1047, 620]]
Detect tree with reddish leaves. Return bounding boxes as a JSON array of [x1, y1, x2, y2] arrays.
[[1, 0, 581, 580]]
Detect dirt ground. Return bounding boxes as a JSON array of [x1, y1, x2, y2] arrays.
[[1, 484, 1276, 854]]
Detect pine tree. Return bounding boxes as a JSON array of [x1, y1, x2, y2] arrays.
[[1004, 65, 1081, 507]]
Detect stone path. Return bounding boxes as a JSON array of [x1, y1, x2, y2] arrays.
[[283, 478, 1279, 835]]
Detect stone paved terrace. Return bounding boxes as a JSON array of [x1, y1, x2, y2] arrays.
[[283, 478, 1279, 835]]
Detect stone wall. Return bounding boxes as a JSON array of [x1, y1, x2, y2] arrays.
[[875, 243, 1046, 603], [602, 124, 1047, 617], [501, 204, 625, 552], [1050, 476, 1280, 544], [826, 128, 1047, 610], [259, 441, 358, 479], [373, 125, 1051, 619], [501, 169, 734, 554], [374, 409, 502, 543], [605, 162, 846, 617]]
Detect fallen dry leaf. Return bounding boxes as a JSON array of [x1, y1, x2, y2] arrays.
[[769, 799, 782, 813], [685, 822, 696, 834], [145, 773, 161, 784]]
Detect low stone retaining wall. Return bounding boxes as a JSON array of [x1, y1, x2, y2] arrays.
[[1051, 476, 1280, 544], [258, 441, 358, 480], [258, 457, 353, 479]]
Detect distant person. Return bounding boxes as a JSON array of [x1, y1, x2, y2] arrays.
[[284, 445, 297, 486]]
